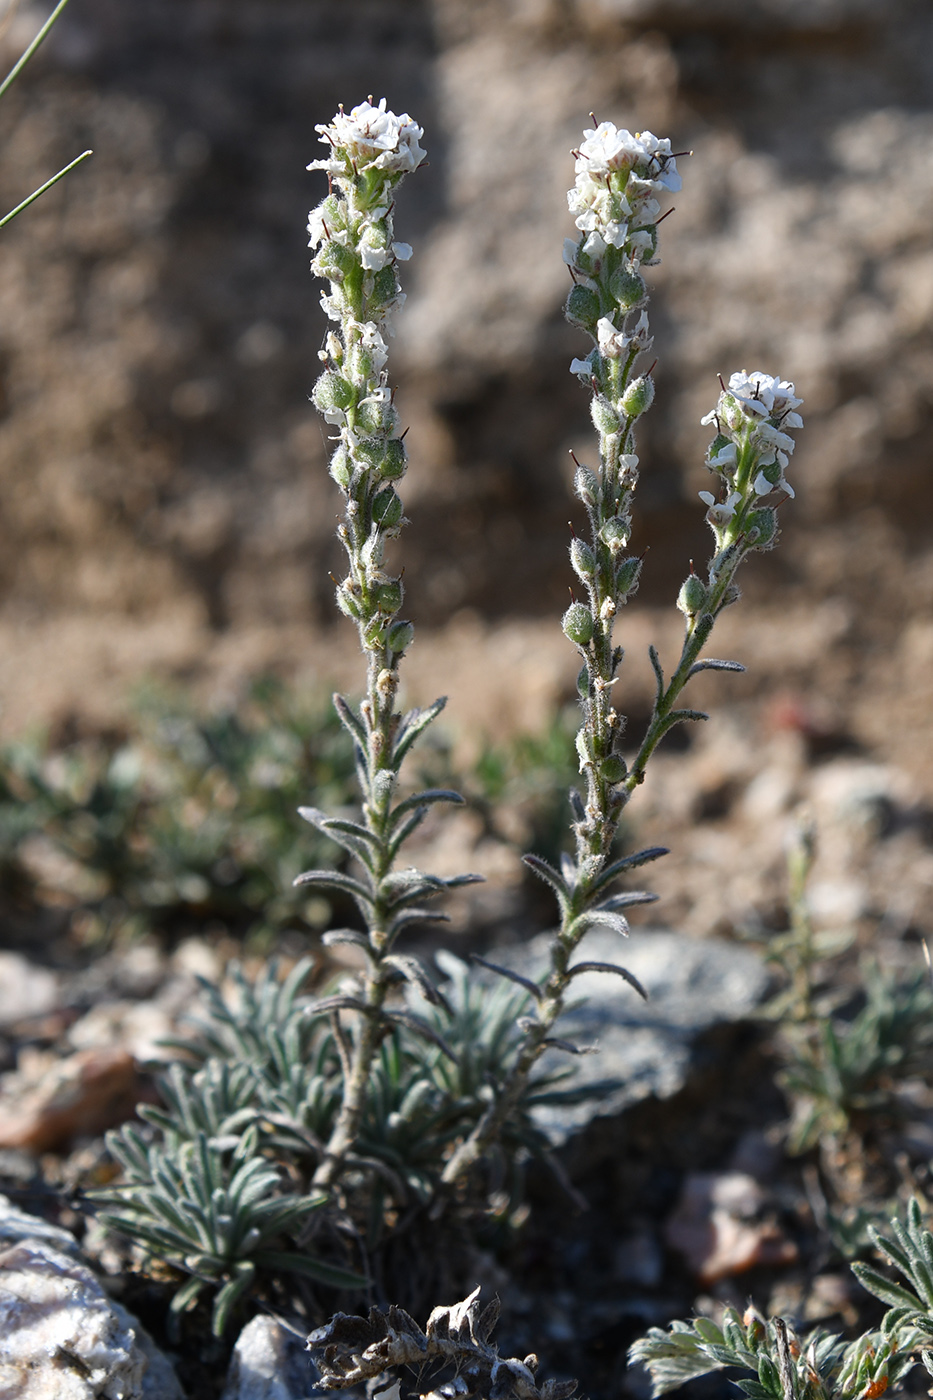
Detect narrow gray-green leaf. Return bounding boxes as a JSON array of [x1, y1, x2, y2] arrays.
[[567, 961, 647, 1000], [470, 955, 541, 1001]]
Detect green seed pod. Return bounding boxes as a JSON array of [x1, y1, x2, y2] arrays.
[[599, 753, 627, 785], [314, 239, 356, 280], [356, 399, 398, 437], [591, 397, 621, 436], [386, 619, 415, 653], [562, 602, 594, 647], [615, 555, 642, 596], [576, 663, 590, 698], [599, 516, 629, 556], [620, 375, 655, 420], [335, 583, 362, 620], [573, 464, 600, 506], [746, 506, 777, 549], [312, 372, 354, 414], [364, 616, 387, 649], [677, 571, 707, 617], [372, 488, 403, 528], [610, 267, 647, 309], [376, 579, 404, 614], [379, 438, 407, 480], [565, 284, 600, 333], [328, 445, 352, 490], [372, 266, 399, 306], [570, 538, 595, 581]]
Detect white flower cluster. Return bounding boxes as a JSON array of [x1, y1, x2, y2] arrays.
[[307, 98, 425, 179], [568, 122, 681, 255], [699, 371, 804, 524]]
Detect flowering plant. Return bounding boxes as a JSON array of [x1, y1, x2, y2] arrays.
[[95, 103, 807, 1337]]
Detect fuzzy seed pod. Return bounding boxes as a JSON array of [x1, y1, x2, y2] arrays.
[[570, 538, 596, 581], [615, 556, 642, 596], [620, 375, 655, 419], [600, 517, 629, 555], [573, 464, 600, 506], [379, 438, 407, 480], [562, 602, 594, 647], [313, 372, 355, 413], [609, 267, 647, 309], [376, 579, 404, 614], [386, 619, 415, 653], [372, 488, 403, 528], [599, 753, 627, 784], [329, 446, 352, 489], [677, 572, 707, 618], [746, 506, 777, 549], [566, 284, 601, 333], [591, 397, 621, 436]]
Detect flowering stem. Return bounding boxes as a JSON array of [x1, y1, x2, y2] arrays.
[[443, 125, 804, 1187], [299, 101, 478, 1194]]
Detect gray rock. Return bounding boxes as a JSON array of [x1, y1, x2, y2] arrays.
[[221, 1315, 316, 1400], [498, 929, 768, 1143], [0, 1197, 184, 1400], [0, 1239, 146, 1399], [112, 1304, 185, 1400], [0, 953, 59, 1032], [0, 1190, 84, 1258]]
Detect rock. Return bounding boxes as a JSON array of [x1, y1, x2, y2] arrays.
[[0, 1047, 141, 1153], [221, 1315, 315, 1400], [0, 953, 59, 1032], [0, 1197, 184, 1400], [0, 1240, 145, 1399], [664, 1171, 798, 1285], [0, 1190, 84, 1258], [497, 929, 768, 1144], [111, 1303, 186, 1400]]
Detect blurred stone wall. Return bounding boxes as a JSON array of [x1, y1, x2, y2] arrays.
[[0, 0, 930, 759]]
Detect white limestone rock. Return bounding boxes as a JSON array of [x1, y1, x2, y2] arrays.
[[221, 1315, 315, 1400], [0, 1234, 184, 1399]]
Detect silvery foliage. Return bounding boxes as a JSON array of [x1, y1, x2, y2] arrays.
[[309, 1285, 578, 1400], [92, 954, 575, 1332], [632, 1199, 933, 1400]]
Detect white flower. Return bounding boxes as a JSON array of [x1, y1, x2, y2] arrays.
[[351, 321, 388, 372], [727, 370, 803, 419], [630, 310, 653, 350], [596, 316, 630, 359], [755, 421, 796, 455], [753, 471, 772, 497], [392, 242, 413, 261], [320, 292, 342, 322], [358, 385, 391, 408], [562, 238, 579, 266], [360, 238, 388, 271], [709, 443, 737, 469], [308, 99, 425, 178], [570, 356, 593, 376], [581, 230, 607, 261], [307, 205, 328, 248]]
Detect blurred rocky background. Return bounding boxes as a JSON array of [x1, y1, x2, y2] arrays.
[[0, 0, 930, 768]]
